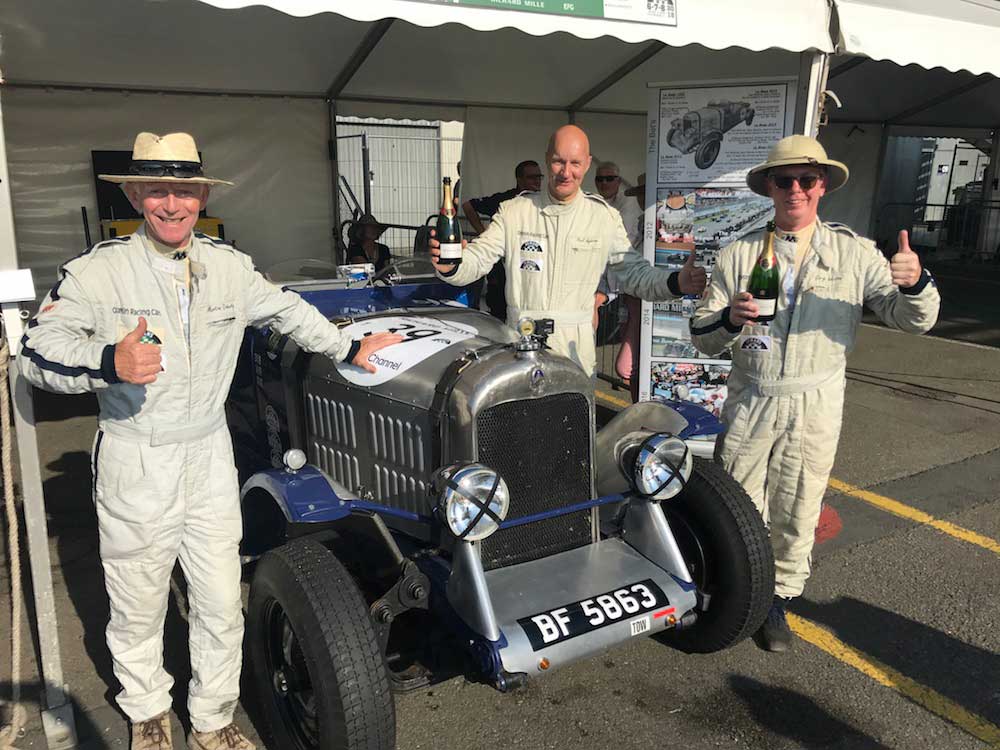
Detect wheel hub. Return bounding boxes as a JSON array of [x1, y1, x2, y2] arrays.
[[273, 668, 290, 697]]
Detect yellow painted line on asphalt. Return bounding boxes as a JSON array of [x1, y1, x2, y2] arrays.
[[789, 613, 1000, 746], [828, 478, 1000, 556], [595, 390, 633, 410]]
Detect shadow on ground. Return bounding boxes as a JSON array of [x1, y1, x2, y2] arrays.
[[729, 674, 891, 749], [794, 597, 1000, 727]]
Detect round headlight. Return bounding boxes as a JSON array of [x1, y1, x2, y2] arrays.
[[633, 433, 692, 501], [437, 463, 510, 541]]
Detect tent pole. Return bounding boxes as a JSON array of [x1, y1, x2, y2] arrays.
[[329, 99, 343, 263], [868, 124, 891, 239], [975, 128, 1000, 260], [797, 50, 829, 137], [0, 90, 78, 750]]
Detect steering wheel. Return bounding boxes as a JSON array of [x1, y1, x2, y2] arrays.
[[363, 255, 437, 287]]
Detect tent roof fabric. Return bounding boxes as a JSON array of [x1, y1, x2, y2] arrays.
[[203, 0, 833, 53], [835, 0, 1000, 78]]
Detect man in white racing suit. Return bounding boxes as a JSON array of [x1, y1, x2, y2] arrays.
[[18, 132, 401, 750], [690, 135, 940, 652], [430, 125, 707, 376]]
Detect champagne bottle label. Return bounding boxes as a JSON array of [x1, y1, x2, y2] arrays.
[[755, 298, 777, 317], [438, 242, 462, 261]]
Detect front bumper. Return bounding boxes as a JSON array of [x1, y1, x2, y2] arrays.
[[482, 536, 697, 677]]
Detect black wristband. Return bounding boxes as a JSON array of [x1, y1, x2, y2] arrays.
[[900, 268, 933, 296], [100, 344, 121, 384], [667, 271, 682, 297], [438, 264, 460, 278], [343, 339, 362, 363]]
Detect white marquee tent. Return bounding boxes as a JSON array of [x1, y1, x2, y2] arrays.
[[2, 0, 1000, 746]]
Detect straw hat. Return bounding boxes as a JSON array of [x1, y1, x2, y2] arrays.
[[746, 135, 848, 196], [624, 173, 646, 197], [98, 132, 233, 186]]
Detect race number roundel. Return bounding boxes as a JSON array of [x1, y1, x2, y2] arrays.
[[334, 315, 478, 386]]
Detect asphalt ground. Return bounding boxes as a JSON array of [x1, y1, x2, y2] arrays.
[[2, 286, 1000, 749]]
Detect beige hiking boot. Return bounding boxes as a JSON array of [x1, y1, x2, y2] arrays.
[[187, 723, 255, 750], [131, 712, 173, 750]]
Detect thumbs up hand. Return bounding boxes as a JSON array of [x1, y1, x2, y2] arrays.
[[890, 229, 922, 288], [114, 317, 162, 385], [678, 249, 707, 296]]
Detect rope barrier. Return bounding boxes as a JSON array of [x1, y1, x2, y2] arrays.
[[0, 328, 27, 749]]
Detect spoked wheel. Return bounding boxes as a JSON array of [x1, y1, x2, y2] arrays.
[[248, 538, 395, 750], [660, 458, 774, 653], [261, 601, 320, 747]]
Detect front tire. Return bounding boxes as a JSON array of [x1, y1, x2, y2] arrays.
[[694, 138, 722, 169], [247, 538, 395, 750], [661, 458, 774, 653]]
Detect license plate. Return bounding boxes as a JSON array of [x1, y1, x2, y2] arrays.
[[517, 579, 670, 650]]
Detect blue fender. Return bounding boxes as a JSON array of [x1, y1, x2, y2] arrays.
[[240, 465, 436, 525], [653, 398, 725, 439], [240, 465, 354, 524]]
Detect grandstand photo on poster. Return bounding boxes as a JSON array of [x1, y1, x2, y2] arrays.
[[650, 360, 731, 418]]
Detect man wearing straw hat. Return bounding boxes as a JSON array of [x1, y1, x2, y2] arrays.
[[19, 132, 402, 749], [690, 135, 940, 652]]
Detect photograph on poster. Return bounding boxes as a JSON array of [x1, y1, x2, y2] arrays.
[[650, 360, 731, 418], [657, 82, 789, 186]]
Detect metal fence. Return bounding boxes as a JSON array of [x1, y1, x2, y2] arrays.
[[337, 127, 463, 259], [874, 200, 1000, 262]]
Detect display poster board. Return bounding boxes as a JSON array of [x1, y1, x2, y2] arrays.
[[638, 79, 795, 414]]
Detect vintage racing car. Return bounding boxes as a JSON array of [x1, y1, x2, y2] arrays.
[[227, 256, 774, 750], [666, 100, 756, 169]]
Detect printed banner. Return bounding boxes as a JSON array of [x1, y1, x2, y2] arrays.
[[639, 78, 795, 412]]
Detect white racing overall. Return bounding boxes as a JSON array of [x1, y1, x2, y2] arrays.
[[19, 228, 355, 730], [439, 189, 680, 375], [690, 220, 940, 598]]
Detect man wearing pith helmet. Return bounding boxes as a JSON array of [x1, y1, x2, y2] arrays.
[[18, 132, 402, 749], [689, 135, 940, 652]]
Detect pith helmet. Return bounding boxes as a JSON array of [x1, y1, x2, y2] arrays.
[[746, 135, 849, 196], [98, 132, 233, 186]]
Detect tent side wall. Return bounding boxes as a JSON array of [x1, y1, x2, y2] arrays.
[[5, 88, 334, 287]]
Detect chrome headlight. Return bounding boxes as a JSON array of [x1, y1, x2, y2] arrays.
[[632, 433, 692, 501], [436, 463, 510, 541]]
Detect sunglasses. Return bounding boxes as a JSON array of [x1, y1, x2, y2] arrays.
[[769, 173, 822, 190], [523, 173, 543, 181], [595, 175, 620, 183], [129, 160, 204, 179]]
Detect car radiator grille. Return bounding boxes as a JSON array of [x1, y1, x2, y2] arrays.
[[476, 392, 593, 571]]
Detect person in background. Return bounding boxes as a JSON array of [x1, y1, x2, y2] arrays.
[[462, 160, 544, 318], [346, 213, 392, 273], [690, 135, 940, 652], [18, 132, 402, 750], [594, 161, 642, 249]]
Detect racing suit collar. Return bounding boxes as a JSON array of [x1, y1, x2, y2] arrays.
[[136, 226, 195, 279], [541, 187, 583, 215]]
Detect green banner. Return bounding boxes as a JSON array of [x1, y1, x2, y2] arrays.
[[405, 0, 677, 26], [460, 0, 604, 18]]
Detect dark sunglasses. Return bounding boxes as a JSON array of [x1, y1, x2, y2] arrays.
[[769, 173, 822, 190], [129, 160, 204, 179], [595, 175, 620, 183], [523, 173, 543, 180]]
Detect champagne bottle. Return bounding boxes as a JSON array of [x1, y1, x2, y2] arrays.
[[747, 221, 779, 324], [436, 177, 463, 266]]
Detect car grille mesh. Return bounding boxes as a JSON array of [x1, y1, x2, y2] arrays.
[[476, 393, 593, 570]]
